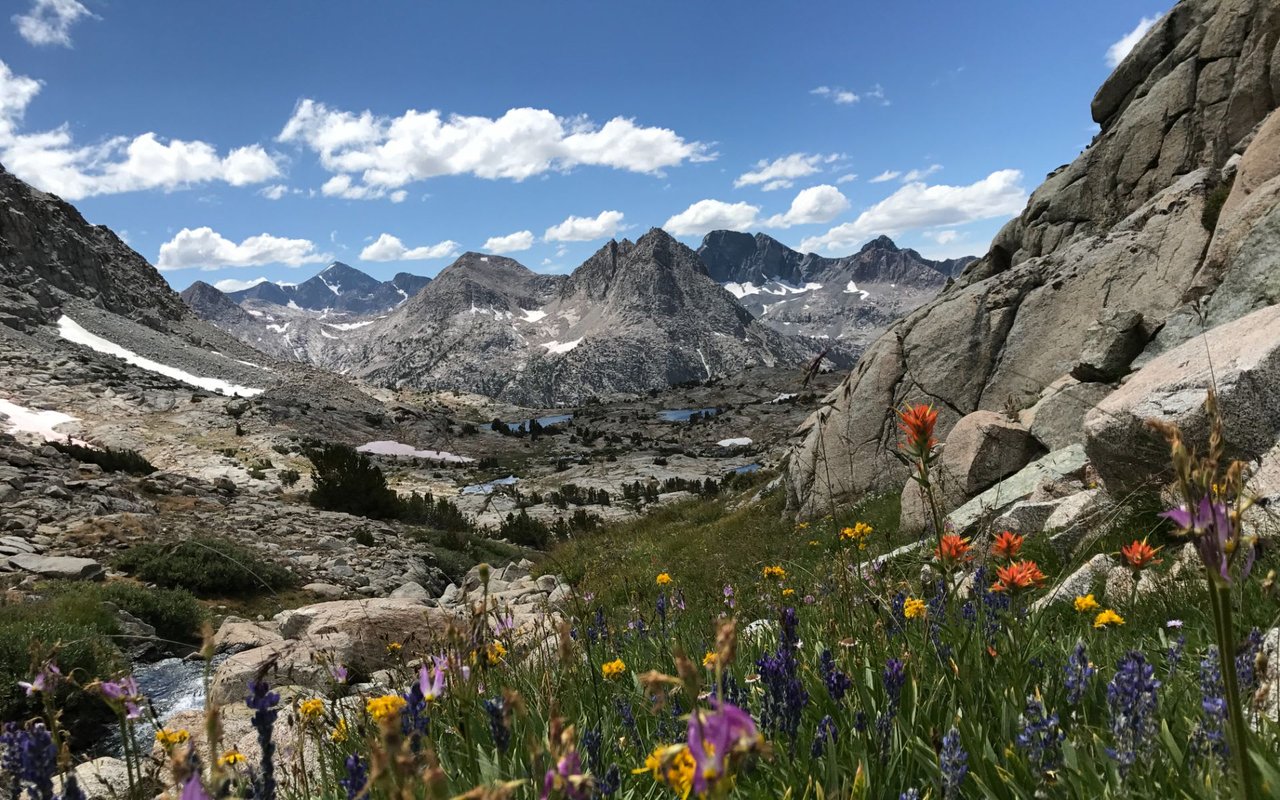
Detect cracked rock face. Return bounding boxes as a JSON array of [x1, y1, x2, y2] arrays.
[[787, 0, 1280, 518]]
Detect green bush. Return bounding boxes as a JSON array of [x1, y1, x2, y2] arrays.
[[1202, 175, 1234, 231], [112, 537, 296, 597], [50, 440, 156, 475], [42, 581, 204, 643], [497, 509, 550, 548], [306, 443, 401, 520], [278, 468, 301, 488]]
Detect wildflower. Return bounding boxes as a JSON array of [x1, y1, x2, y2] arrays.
[[634, 744, 695, 797], [808, 539, 820, 546], [686, 700, 762, 795], [900, 791, 921, 800], [156, 727, 190, 749], [1016, 695, 1064, 779], [1167, 619, 1184, 628], [756, 608, 808, 738], [598, 764, 621, 796], [781, 587, 796, 598], [903, 597, 927, 619], [1073, 593, 1099, 613], [702, 651, 717, 668], [656, 572, 672, 585], [1106, 652, 1161, 777], [418, 664, 446, 702], [2, 722, 57, 800], [341, 754, 368, 800], [329, 664, 349, 684], [796, 521, 810, 531], [656, 592, 668, 623], [543, 749, 590, 800], [218, 749, 246, 767], [601, 658, 627, 680], [811, 715, 837, 758], [1161, 496, 1258, 585], [1094, 609, 1125, 629], [329, 718, 349, 743], [1121, 538, 1163, 570], [934, 534, 973, 567], [991, 560, 1046, 593], [98, 675, 144, 720], [819, 649, 852, 701], [1236, 627, 1264, 695], [991, 531, 1024, 560], [18, 662, 60, 696], [762, 565, 786, 580], [723, 584, 736, 610], [483, 696, 510, 752], [246, 678, 280, 800], [897, 403, 939, 460], [1191, 647, 1228, 765], [485, 641, 508, 665], [1064, 641, 1095, 705], [298, 697, 324, 723], [366, 694, 407, 724], [386, 641, 402, 655], [939, 727, 968, 799], [840, 522, 873, 549]]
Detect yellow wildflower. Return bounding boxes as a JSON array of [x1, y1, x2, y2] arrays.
[[903, 597, 927, 620], [762, 565, 786, 580], [782, 587, 796, 598], [366, 694, 407, 724], [218, 749, 245, 767], [1074, 594, 1100, 613], [298, 697, 324, 723], [386, 642, 402, 655], [602, 658, 627, 680], [808, 539, 820, 546], [840, 521, 874, 550], [795, 521, 810, 531], [329, 718, 349, 743], [486, 641, 507, 665], [656, 572, 672, 586], [634, 744, 695, 798], [702, 651, 717, 668], [1093, 609, 1125, 629], [155, 728, 189, 749]]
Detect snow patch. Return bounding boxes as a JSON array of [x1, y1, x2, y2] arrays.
[[521, 308, 547, 323], [769, 393, 797, 404], [723, 280, 822, 298], [324, 320, 375, 331], [287, 301, 301, 310], [717, 437, 752, 448], [844, 281, 871, 300], [245, 309, 265, 318], [541, 338, 583, 354], [266, 322, 290, 333], [0, 398, 84, 445], [320, 330, 338, 339], [462, 475, 518, 495], [357, 440, 474, 464], [56, 316, 264, 397]]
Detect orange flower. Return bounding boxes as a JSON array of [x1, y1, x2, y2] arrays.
[[1120, 538, 1162, 570], [934, 533, 972, 566], [991, 531, 1024, 560], [896, 403, 938, 459], [991, 560, 1047, 593]]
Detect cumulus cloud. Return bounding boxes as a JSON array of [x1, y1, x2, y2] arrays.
[[212, 276, 270, 293], [278, 99, 712, 199], [663, 199, 760, 236], [0, 59, 281, 199], [869, 170, 901, 183], [734, 153, 841, 191], [12, 0, 94, 47], [1106, 16, 1158, 67], [544, 210, 624, 242], [157, 227, 330, 271], [763, 185, 850, 228], [902, 164, 942, 182], [482, 230, 535, 254], [799, 169, 1027, 254], [359, 233, 459, 261], [924, 229, 960, 245], [810, 86, 859, 105]]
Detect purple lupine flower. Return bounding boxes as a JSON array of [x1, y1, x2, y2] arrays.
[[597, 764, 620, 796], [615, 698, 640, 752], [1, 722, 56, 800], [686, 700, 759, 795], [939, 727, 968, 799], [340, 754, 368, 800], [580, 728, 603, 772], [483, 697, 510, 753], [810, 715, 837, 758], [1015, 695, 1064, 778], [655, 592, 668, 625], [1161, 496, 1257, 584], [819, 649, 852, 701], [1192, 647, 1228, 766], [1167, 632, 1187, 673], [1065, 641, 1094, 705], [246, 679, 280, 800], [899, 791, 921, 800], [401, 681, 429, 749], [541, 750, 589, 800], [876, 658, 907, 749], [1236, 627, 1264, 695], [1106, 652, 1161, 777], [723, 584, 735, 610], [755, 608, 808, 739], [60, 774, 87, 800]]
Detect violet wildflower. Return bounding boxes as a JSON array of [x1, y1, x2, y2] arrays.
[[597, 764, 620, 796], [1, 721, 56, 800], [340, 754, 368, 800], [655, 592, 668, 625], [1161, 496, 1258, 585], [1167, 632, 1187, 674], [615, 699, 640, 752], [723, 583, 735, 610], [811, 715, 837, 758], [1236, 627, 1264, 695], [1106, 652, 1161, 777], [180, 776, 212, 800], [1015, 695, 1064, 778], [939, 727, 968, 799], [541, 750, 589, 800], [401, 680, 429, 749], [1064, 641, 1094, 705], [99, 676, 144, 720], [755, 608, 808, 739], [900, 791, 921, 800], [483, 696, 510, 753], [60, 774, 86, 800], [329, 664, 348, 685], [876, 658, 907, 749], [246, 678, 280, 800], [18, 663, 60, 697], [674, 589, 686, 612], [819, 649, 852, 701], [1192, 647, 1228, 766], [686, 700, 761, 796]]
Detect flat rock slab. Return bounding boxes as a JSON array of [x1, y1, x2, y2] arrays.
[[8, 553, 103, 580], [947, 445, 1088, 534]]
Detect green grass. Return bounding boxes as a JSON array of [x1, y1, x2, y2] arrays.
[[40, 580, 204, 644], [112, 536, 297, 597]]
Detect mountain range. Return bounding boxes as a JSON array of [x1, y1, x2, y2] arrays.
[[226, 263, 431, 315]]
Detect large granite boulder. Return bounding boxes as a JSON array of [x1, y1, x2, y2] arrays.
[[1084, 303, 1280, 494], [1020, 376, 1115, 451]]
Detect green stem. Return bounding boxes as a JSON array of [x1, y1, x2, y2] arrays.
[[1209, 579, 1255, 799]]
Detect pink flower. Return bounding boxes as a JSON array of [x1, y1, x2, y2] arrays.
[[686, 700, 759, 795]]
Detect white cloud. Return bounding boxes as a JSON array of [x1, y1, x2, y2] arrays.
[[734, 153, 841, 191], [664, 199, 760, 236], [157, 227, 330, 271], [866, 84, 890, 106], [810, 86, 859, 105], [902, 164, 942, 182], [544, 209, 625, 242], [0, 59, 280, 199], [12, 0, 93, 47], [259, 184, 289, 200], [278, 99, 712, 199], [359, 233, 459, 261], [799, 169, 1027, 254], [763, 185, 850, 228], [212, 277, 270, 292], [836, 173, 857, 185], [924, 229, 960, 245], [1106, 16, 1158, 68], [482, 230, 535, 254], [869, 170, 901, 183]]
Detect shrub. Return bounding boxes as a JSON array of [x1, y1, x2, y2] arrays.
[[353, 529, 375, 547], [42, 581, 204, 643], [1202, 175, 1234, 231], [112, 537, 296, 597], [278, 469, 301, 488], [497, 510, 550, 548], [306, 443, 401, 519], [49, 440, 156, 475]]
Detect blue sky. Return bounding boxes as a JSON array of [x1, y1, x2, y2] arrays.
[[0, 0, 1171, 291]]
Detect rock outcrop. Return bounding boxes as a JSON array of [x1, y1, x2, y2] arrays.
[[787, 0, 1280, 518]]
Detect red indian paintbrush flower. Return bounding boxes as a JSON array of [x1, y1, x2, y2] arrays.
[[991, 531, 1024, 560], [991, 560, 1047, 593], [934, 533, 973, 566], [896, 403, 939, 460], [1120, 538, 1163, 570]]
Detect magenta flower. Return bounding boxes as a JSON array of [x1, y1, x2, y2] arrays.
[[541, 750, 588, 800], [418, 664, 446, 702], [687, 700, 760, 795], [329, 664, 349, 684], [1161, 496, 1257, 584], [180, 776, 212, 800], [18, 663, 60, 696], [99, 676, 144, 719]]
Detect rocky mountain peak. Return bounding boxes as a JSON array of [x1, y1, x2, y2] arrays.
[[859, 234, 899, 253]]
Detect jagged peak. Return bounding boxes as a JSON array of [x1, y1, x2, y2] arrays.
[[859, 235, 899, 253]]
